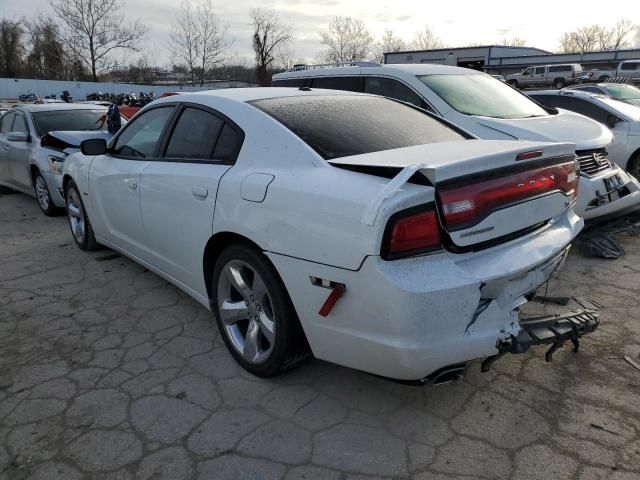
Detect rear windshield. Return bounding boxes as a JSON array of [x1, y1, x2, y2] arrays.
[[418, 74, 549, 119], [250, 95, 465, 160], [32, 110, 109, 137]]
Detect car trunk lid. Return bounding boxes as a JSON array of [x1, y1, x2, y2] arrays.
[[329, 139, 579, 249]]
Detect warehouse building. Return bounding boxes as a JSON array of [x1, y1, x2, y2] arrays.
[[384, 45, 640, 76]]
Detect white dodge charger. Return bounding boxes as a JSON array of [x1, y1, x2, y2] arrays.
[[61, 88, 597, 381]]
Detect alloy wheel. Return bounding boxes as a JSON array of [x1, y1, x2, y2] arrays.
[[35, 175, 50, 211], [216, 259, 276, 364], [66, 188, 86, 244]]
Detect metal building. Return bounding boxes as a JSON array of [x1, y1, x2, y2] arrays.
[[384, 45, 640, 76]]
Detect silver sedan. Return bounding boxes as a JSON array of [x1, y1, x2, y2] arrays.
[[0, 104, 118, 215]]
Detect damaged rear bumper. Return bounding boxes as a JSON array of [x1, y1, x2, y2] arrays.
[[481, 309, 600, 372]]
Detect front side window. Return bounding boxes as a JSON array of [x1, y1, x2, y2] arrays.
[[364, 77, 422, 107], [165, 108, 224, 160], [561, 97, 611, 124], [113, 107, 174, 158], [31, 109, 110, 137], [250, 95, 465, 160], [534, 67, 545, 74], [522, 68, 533, 75], [418, 73, 548, 119], [0, 112, 15, 134]]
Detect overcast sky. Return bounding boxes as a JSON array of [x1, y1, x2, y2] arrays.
[[4, 0, 639, 65]]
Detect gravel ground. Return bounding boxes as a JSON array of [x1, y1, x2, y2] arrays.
[[1, 192, 639, 480]]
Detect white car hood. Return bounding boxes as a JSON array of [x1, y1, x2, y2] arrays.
[[473, 109, 613, 150]]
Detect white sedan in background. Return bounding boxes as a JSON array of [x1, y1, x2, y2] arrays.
[[530, 89, 640, 181], [61, 88, 596, 381]]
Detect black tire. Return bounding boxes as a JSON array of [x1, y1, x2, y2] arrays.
[[598, 76, 610, 82], [628, 152, 640, 181], [65, 180, 98, 251], [33, 170, 61, 216], [212, 243, 310, 377], [554, 78, 566, 89], [508, 80, 519, 89]]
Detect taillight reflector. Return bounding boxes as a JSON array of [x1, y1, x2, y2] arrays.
[[439, 160, 578, 231], [385, 207, 441, 258], [516, 150, 543, 161]]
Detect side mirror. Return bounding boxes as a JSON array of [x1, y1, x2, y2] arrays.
[[605, 115, 620, 129], [81, 138, 108, 156], [6, 131, 28, 142]]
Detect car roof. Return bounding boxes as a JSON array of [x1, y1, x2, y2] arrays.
[[153, 87, 366, 105], [273, 63, 481, 79], [13, 103, 108, 112]]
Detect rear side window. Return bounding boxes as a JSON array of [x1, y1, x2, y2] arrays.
[[165, 108, 224, 160], [272, 78, 308, 87], [310, 77, 362, 92], [549, 66, 571, 73], [250, 95, 465, 160], [113, 107, 174, 158], [13, 114, 28, 134], [534, 67, 545, 74], [363, 77, 422, 107], [0, 112, 15, 133], [621, 62, 639, 71], [213, 124, 242, 162], [563, 98, 611, 124]]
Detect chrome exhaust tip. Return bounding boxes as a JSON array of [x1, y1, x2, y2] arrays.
[[425, 363, 466, 386]]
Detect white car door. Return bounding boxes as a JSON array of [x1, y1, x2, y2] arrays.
[[89, 105, 176, 259], [139, 105, 243, 296]]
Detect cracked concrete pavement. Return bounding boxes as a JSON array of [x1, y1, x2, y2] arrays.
[[1, 192, 639, 480]]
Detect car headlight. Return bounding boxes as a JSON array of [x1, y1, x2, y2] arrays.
[[48, 155, 65, 175]]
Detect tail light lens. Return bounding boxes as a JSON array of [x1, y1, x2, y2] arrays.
[[383, 205, 442, 259], [438, 160, 579, 231]]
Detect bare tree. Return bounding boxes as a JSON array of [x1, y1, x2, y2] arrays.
[[609, 19, 634, 50], [0, 19, 26, 77], [319, 16, 373, 64], [251, 8, 291, 86], [25, 17, 68, 79], [559, 19, 634, 53], [374, 30, 406, 63], [50, 0, 147, 82], [196, 0, 227, 86], [411, 26, 445, 50], [498, 36, 527, 47], [170, 0, 199, 86]]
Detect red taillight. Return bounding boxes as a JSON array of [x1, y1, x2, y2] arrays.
[[438, 160, 578, 231], [384, 207, 441, 259]]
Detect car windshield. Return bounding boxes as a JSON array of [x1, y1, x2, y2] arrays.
[[417, 74, 549, 119], [250, 95, 466, 160], [32, 110, 109, 137], [604, 84, 640, 101]]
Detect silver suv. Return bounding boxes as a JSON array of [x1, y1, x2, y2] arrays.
[[506, 64, 583, 89]]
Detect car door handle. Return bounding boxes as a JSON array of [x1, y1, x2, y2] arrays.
[[192, 186, 208, 199], [126, 178, 138, 190]]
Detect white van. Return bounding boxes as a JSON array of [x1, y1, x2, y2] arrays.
[[273, 63, 640, 221]]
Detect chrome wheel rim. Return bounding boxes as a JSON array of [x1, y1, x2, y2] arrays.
[[66, 188, 85, 244], [35, 175, 50, 211], [217, 260, 276, 364]]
